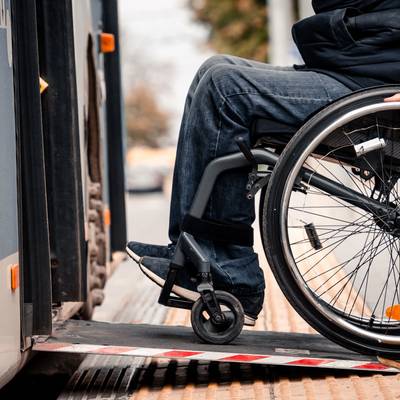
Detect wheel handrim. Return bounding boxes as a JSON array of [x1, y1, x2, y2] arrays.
[[280, 102, 400, 345]]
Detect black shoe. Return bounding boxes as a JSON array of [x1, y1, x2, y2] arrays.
[[138, 256, 262, 326], [126, 241, 176, 263]]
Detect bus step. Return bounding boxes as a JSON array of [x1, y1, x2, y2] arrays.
[[33, 319, 397, 373]]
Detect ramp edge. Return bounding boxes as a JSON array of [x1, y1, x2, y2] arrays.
[[32, 340, 398, 373]]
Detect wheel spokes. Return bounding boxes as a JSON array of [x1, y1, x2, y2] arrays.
[[286, 114, 400, 329]]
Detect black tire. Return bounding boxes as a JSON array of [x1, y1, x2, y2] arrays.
[[191, 290, 244, 344], [262, 86, 400, 357], [259, 187, 266, 241]]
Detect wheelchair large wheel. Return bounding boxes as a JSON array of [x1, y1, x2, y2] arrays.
[[262, 86, 400, 357]]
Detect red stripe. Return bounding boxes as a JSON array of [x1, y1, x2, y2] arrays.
[[356, 362, 389, 370], [35, 342, 70, 351], [222, 354, 269, 362], [96, 346, 136, 354], [158, 350, 203, 358], [287, 358, 332, 366]]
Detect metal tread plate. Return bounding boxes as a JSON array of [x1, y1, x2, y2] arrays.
[[33, 319, 397, 372]]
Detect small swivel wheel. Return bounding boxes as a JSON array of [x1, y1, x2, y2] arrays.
[[191, 290, 244, 344]]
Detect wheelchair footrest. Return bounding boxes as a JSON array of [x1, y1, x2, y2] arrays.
[[160, 296, 193, 310]]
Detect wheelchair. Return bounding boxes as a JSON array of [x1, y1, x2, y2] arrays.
[[158, 85, 400, 358]]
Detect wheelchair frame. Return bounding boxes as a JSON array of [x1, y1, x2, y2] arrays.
[[158, 142, 395, 318], [156, 98, 400, 346]]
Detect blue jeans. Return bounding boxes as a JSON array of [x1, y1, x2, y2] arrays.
[[168, 55, 351, 297]]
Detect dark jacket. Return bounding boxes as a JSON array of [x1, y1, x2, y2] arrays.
[[292, 0, 400, 89]]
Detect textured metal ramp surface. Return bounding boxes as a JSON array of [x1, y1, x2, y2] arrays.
[[33, 319, 396, 372]]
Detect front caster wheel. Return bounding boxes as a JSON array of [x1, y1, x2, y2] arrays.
[[191, 290, 244, 344]]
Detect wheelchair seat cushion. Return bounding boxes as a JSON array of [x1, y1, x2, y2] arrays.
[[251, 118, 298, 148]]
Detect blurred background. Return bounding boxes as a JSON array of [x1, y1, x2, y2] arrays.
[[120, 0, 314, 244]]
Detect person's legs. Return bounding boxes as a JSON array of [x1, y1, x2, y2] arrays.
[[169, 56, 293, 243], [174, 55, 293, 144], [128, 55, 292, 260], [167, 59, 352, 299], [128, 55, 352, 319]]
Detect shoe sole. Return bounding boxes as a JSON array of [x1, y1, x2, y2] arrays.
[[126, 246, 141, 263], [126, 246, 256, 326]]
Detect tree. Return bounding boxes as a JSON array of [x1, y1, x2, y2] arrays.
[[190, 0, 268, 61], [125, 84, 170, 148]]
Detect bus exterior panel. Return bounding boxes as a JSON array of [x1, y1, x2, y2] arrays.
[[0, 0, 22, 388]]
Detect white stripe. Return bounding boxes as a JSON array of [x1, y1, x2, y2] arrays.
[[123, 347, 169, 357], [263, 355, 299, 365], [58, 344, 107, 353], [326, 360, 371, 370], [185, 351, 236, 361]]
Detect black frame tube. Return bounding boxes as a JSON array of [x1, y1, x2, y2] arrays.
[[103, 0, 127, 253], [11, 0, 52, 335], [36, 0, 86, 302], [302, 168, 389, 216], [189, 149, 279, 218]]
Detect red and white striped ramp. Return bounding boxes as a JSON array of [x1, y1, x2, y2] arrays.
[[33, 320, 398, 373]]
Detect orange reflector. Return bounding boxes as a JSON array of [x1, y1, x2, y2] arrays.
[[10, 264, 19, 291], [386, 305, 400, 321], [100, 33, 115, 53], [104, 208, 111, 226]]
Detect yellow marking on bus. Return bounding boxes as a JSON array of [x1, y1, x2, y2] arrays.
[[40, 77, 49, 94]]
